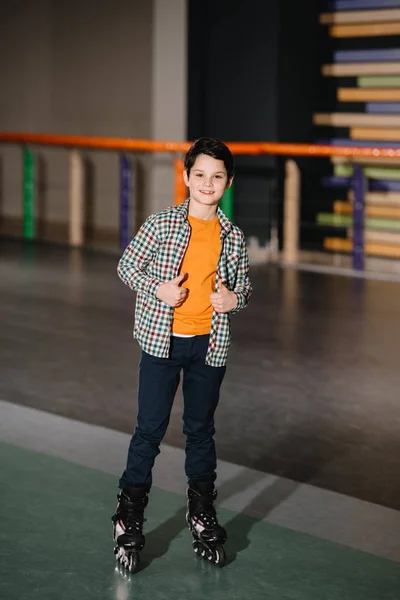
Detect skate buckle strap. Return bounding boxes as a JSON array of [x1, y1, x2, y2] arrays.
[[125, 508, 146, 530]]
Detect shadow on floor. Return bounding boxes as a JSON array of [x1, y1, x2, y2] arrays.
[[142, 505, 187, 569], [143, 419, 349, 568], [140, 473, 300, 568]]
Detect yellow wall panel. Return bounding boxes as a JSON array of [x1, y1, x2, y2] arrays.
[[350, 127, 400, 141], [338, 88, 400, 102], [329, 22, 400, 38]]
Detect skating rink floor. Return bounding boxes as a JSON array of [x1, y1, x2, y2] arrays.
[[1, 239, 400, 600]]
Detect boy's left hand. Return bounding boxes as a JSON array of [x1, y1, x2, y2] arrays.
[[210, 282, 238, 313]]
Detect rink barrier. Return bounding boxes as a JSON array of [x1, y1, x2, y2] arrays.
[[120, 155, 132, 250], [23, 148, 35, 240], [4, 132, 400, 269], [220, 182, 234, 221], [283, 160, 300, 265], [352, 164, 366, 270], [69, 150, 84, 247], [174, 157, 187, 206]]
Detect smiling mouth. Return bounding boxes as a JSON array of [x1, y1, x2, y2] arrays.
[[200, 190, 214, 195]]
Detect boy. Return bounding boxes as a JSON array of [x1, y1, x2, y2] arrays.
[[112, 137, 252, 571]]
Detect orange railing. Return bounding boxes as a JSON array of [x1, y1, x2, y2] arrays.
[[1, 131, 400, 158], [1, 131, 400, 267]]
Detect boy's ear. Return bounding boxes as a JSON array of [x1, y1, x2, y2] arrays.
[[183, 170, 190, 187], [226, 176, 234, 190]]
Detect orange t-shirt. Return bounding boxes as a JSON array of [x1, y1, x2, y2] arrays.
[[172, 214, 221, 336]]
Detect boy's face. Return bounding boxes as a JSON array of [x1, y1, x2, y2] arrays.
[[184, 154, 232, 209]]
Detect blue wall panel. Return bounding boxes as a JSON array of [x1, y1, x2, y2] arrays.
[[334, 49, 400, 63], [366, 102, 400, 113], [328, 0, 400, 10]]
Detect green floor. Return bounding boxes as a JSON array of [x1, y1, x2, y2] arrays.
[[0, 440, 399, 600]]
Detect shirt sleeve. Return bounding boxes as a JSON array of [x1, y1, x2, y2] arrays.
[[117, 214, 162, 297], [231, 236, 252, 313]]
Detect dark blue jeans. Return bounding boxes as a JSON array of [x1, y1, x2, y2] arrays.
[[119, 335, 226, 489]]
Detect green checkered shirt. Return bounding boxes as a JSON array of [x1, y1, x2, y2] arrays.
[[117, 198, 252, 366]]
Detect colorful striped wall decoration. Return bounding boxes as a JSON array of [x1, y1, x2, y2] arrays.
[[358, 75, 400, 87], [314, 112, 400, 127], [328, 1, 400, 11], [323, 62, 400, 76], [316, 0, 400, 263], [321, 8, 400, 24], [338, 88, 400, 101], [351, 127, 400, 140], [366, 102, 400, 113], [334, 49, 400, 62], [329, 22, 400, 37]]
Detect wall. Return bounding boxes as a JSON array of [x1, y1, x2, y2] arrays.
[[188, 0, 320, 247], [0, 0, 187, 244], [188, 0, 280, 248], [150, 0, 187, 214]]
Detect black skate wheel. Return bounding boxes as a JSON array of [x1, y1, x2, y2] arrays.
[[211, 545, 226, 567], [192, 540, 202, 555], [128, 551, 140, 573]]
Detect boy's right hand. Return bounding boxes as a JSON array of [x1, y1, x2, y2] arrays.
[[156, 272, 188, 307]]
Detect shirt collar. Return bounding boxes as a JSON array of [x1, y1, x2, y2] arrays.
[[176, 198, 232, 236]]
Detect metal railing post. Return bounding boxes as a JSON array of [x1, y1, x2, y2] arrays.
[[283, 159, 300, 264], [69, 150, 84, 247]]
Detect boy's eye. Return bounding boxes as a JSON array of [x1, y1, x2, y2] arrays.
[[215, 175, 222, 179], [196, 173, 203, 177]]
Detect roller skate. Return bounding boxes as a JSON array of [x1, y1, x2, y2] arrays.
[[112, 485, 149, 573], [186, 481, 227, 567]]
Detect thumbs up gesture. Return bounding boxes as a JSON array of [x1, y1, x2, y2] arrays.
[[210, 281, 238, 314], [156, 272, 188, 307]]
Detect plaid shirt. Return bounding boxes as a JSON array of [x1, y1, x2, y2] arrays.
[[117, 198, 252, 366]]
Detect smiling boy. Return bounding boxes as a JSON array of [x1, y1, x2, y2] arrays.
[[112, 137, 252, 571]]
